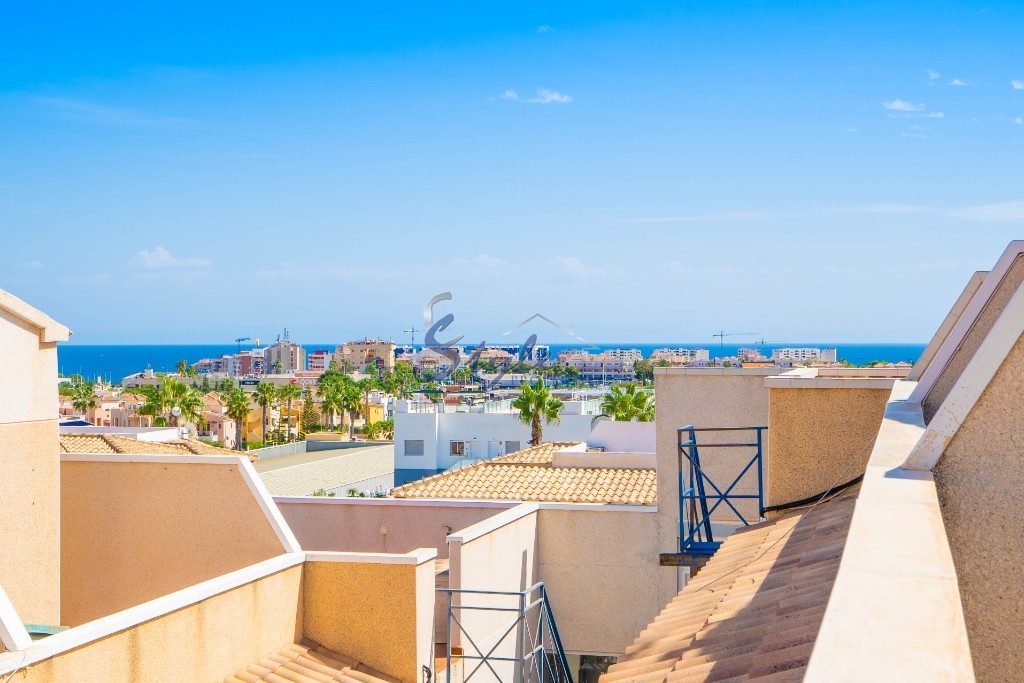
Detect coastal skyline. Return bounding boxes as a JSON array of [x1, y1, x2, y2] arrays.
[[4, 2, 1024, 343]]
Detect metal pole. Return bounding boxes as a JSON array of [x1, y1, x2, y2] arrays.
[[756, 427, 764, 518]]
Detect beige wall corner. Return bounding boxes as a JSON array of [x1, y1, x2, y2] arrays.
[[766, 383, 892, 509], [0, 420, 61, 626], [302, 550, 436, 682]]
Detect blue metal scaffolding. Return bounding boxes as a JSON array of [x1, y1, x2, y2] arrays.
[[677, 425, 767, 558]]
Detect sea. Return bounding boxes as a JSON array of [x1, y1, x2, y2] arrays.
[[58, 342, 928, 383]]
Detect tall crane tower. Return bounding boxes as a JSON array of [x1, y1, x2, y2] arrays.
[[712, 331, 759, 352], [403, 325, 420, 349], [234, 337, 251, 354]]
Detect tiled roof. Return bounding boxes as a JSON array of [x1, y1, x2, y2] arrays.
[[391, 442, 656, 505], [59, 434, 254, 460], [224, 641, 398, 683], [600, 488, 858, 683]]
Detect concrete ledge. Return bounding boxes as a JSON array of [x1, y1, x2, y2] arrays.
[[552, 451, 656, 470], [654, 367, 781, 376], [0, 290, 71, 342], [446, 502, 539, 544], [536, 502, 657, 513], [804, 381, 974, 682], [0, 553, 305, 675], [305, 549, 437, 566], [274, 496, 518, 508], [765, 376, 898, 389]]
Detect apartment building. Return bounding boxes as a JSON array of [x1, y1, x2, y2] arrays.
[[649, 347, 711, 364], [307, 349, 332, 371], [771, 346, 838, 362], [264, 336, 307, 373], [334, 338, 397, 371]]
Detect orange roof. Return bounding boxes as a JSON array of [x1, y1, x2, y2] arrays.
[[60, 434, 254, 460], [391, 442, 656, 505], [224, 640, 397, 683], [601, 488, 858, 683]]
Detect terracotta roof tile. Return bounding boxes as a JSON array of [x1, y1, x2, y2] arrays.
[[391, 442, 655, 505], [225, 642, 396, 683], [601, 488, 858, 683], [59, 433, 255, 460]]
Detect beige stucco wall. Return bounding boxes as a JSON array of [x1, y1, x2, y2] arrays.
[[766, 386, 891, 509], [924, 255, 1024, 423], [18, 565, 302, 683], [0, 420, 61, 626], [537, 508, 671, 656], [908, 271, 986, 382], [61, 460, 286, 625], [934, 332, 1024, 682], [0, 305, 64, 626], [278, 499, 514, 557], [303, 559, 432, 682], [654, 368, 775, 558]]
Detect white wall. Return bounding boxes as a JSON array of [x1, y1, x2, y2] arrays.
[[395, 412, 655, 473]]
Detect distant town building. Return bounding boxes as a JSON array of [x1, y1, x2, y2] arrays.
[[335, 338, 397, 371], [650, 348, 711, 365], [264, 334, 306, 373], [603, 348, 643, 363], [307, 349, 332, 372], [771, 347, 838, 363]]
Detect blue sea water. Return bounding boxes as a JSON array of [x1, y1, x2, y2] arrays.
[[58, 342, 927, 383]]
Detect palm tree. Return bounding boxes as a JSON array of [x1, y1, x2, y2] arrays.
[[72, 380, 97, 415], [511, 379, 563, 447], [254, 382, 278, 444], [137, 380, 172, 426], [339, 381, 362, 440], [598, 383, 655, 422], [356, 377, 380, 430], [223, 388, 250, 449], [319, 386, 343, 430], [277, 384, 303, 442]]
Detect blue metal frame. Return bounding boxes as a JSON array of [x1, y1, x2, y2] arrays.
[[677, 425, 766, 556], [439, 582, 573, 683]]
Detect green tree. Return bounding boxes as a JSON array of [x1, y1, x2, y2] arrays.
[[254, 382, 278, 444], [382, 361, 419, 398], [300, 389, 319, 435], [598, 382, 655, 422], [223, 388, 250, 448], [216, 377, 236, 393], [511, 379, 563, 447], [277, 384, 303, 442], [339, 381, 362, 440], [356, 377, 380, 428], [176, 359, 188, 375], [71, 379, 97, 414], [634, 359, 654, 385]]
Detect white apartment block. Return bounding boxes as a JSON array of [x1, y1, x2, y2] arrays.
[[603, 348, 643, 363], [650, 348, 711, 364], [771, 347, 838, 362]]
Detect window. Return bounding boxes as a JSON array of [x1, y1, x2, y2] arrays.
[[450, 441, 465, 457], [505, 440, 521, 454], [404, 439, 424, 456]]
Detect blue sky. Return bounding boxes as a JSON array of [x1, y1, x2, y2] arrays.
[[3, 1, 1024, 345]]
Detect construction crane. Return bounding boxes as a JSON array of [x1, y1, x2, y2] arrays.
[[712, 331, 760, 352], [403, 325, 420, 349], [234, 337, 251, 353]]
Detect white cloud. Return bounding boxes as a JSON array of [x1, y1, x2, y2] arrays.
[[1012, 80, 1024, 90], [129, 245, 210, 269], [628, 211, 775, 224], [657, 260, 689, 273], [454, 254, 509, 268], [1015, 117, 1023, 125], [927, 69, 941, 81], [19, 260, 43, 269], [29, 96, 188, 127], [884, 98, 924, 112], [547, 256, 621, 277], [948, 78, 968, 86], [537, 25, 552, 33], [823, 203, 931, 215], [902, 125, 928, 139], [500, 89, 519, 100], [921, 112, 945, 118], [528, 89, 573, 104], [948, 201, 1024, 222]]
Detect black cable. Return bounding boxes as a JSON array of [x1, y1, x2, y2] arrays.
[[760, 474, 864, 516]]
